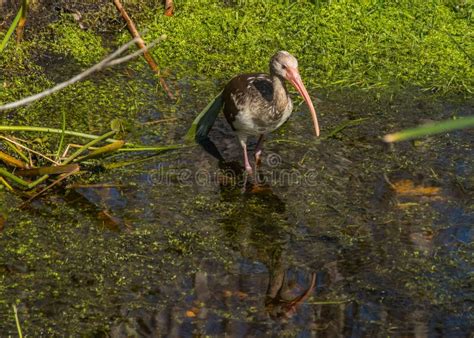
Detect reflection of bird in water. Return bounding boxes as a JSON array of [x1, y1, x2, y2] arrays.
[[218, 186, 316, 320], [266, 269, 316, 319]]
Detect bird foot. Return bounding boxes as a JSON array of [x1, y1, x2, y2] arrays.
[[255, 151, 262, 167]]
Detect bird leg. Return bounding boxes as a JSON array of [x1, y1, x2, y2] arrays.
[[255, 134, 265, 166], [238, 135, 253, 175]]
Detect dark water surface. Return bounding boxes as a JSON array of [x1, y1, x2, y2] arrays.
[[0, 79, 473, 336]]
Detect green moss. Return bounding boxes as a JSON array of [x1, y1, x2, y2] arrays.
[[0, 41, 53, 106], [48, 17, 107, 66], [139, 0, 473, 93]]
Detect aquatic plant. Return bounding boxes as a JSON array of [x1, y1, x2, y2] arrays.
[[384, 115, 474, 142]]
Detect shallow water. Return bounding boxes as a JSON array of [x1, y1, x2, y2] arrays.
[[1, 79, 472, 336], [1, 0, 473, 333]]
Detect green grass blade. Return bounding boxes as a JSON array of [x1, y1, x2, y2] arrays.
[[116, 144, 189, 152], [0, 125, 123, 144], [0, 168, 48, 189], [0, 6, 22, 53], [324, 118, 368, 139], [384, 116, 474, 142], [13, 304, 23, 338], [62, 130, 117, 165], [56, 108, 67, 160], [0, 125, 174, 149]]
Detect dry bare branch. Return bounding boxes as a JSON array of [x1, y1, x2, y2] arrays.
[[113, 0, 175, 99]]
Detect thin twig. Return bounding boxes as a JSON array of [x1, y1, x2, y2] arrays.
[[62, 130, 117, 165], [66, 183, 126, 189], [115, 144, 188, 152], [2, 137, 29, 162], [61, 143, 91, 160], [113, 0, 175, 99], [61, 143, 72, 160], [0, 126, 124, 144], [383, 173, 396, 190], [0, 35, 159, 111], [143, 117, 178, 125], [20, 166, 80, 208], [56, 100, 67, 160], [106, 37, 165, 67], [0, 136, 60, 165]]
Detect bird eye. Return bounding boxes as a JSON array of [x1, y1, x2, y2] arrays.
[[281, 64, 287, 70]]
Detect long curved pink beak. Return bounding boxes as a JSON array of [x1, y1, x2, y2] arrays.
[[285, 67, 320, 137]]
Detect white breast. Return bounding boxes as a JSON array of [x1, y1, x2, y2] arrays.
[[231, 93, 293, 136]]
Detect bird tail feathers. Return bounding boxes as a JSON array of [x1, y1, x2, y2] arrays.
[[185, 90, 224, 143]]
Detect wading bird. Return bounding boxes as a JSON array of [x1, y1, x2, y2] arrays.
[[188, 51, 320, 174]]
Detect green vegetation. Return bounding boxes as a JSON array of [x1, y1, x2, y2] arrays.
[[0, 4, 23, 53], [47, 19, 107, 66], [0, 0, 471, 131], [0, 1, 472, 335], [143, 0, 473, 93], [384, 115, 474, 142]]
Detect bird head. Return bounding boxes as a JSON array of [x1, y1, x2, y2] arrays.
[[270, 51, 320, 137]]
